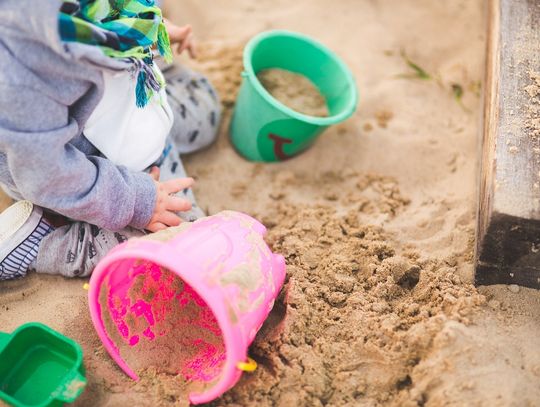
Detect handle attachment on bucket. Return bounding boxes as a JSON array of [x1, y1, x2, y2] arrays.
[[237, 357, 258, 372]]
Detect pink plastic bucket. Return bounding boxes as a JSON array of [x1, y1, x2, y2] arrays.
[[87, 211, 286, 404]]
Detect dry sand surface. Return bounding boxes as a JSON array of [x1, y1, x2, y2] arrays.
[[257, 69, 330, 117], [2, 1, 540, 406]]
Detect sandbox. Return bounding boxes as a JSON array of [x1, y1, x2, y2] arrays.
[[1, 1, 540, 406]]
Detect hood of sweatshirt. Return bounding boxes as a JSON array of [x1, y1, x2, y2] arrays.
[[0, 0, 128, 72], [1, 0, 65, 55]]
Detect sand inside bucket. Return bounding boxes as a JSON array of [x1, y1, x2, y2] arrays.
[[257, 68, 329, 117], [99, 264, 226, 403]]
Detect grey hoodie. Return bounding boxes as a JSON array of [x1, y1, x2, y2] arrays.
[[0, 0, 156, 231]]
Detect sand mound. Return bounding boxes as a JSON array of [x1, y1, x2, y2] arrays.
[[209, 204, 483, 406]]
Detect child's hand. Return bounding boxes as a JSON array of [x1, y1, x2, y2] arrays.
[[164, 19, 197, 59], [146, 167, 194, 232]]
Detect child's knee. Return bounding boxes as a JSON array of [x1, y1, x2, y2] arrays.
[[202, 100, 221, 147], [195, 76, 221, 148], [167, 72, 222, 153]]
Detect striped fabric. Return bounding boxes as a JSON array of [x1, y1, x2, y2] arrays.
[[0, 218, 54, 280], [58, 0, 172, 107]]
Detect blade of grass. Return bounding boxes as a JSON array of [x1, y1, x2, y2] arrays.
[[451, 83, 471, 112], [452, 83, 464, 101], [400, 50, 431, 80]]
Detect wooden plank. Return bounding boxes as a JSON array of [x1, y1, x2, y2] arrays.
[[475, 0, 540, 288]]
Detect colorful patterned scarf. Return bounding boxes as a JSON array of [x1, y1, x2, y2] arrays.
[[59, 0, 173, 108]]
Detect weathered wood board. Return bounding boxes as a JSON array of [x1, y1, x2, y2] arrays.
[[475, 0, 540, 288]]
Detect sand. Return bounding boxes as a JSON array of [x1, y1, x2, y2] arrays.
[[257, 69, 329, 117], [98, 265, 222, 401], [99, 266, 224, 375], [2, 0, 540, 406]]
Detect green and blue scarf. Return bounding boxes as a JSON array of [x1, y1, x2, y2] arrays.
[[59, 0, 173, 108]]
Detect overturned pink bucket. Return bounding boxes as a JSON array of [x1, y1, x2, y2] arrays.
[[88, 211, 286, 404]]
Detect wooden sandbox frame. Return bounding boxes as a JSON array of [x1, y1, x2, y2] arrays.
[[475, 0, 540, 288]]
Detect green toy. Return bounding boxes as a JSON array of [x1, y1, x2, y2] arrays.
[[231, 30, 358, 162], [0, 323, 86, 407]]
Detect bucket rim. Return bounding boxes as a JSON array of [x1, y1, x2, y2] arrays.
[[0, 322, 86, 407], [243, 29, 359, 126], [87, 242, 244, 405]]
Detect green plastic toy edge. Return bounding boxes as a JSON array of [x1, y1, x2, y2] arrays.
[[0, 322, 87, 407]]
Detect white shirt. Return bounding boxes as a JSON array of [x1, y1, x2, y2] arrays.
[[84, 67, 174, 172]]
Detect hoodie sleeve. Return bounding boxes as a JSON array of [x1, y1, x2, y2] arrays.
[[0, 83, 156, 231]]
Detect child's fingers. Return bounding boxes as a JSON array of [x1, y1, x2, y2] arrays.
[[178, 35, 189, 54], [159, 211, 182, 227], [179, 33, 193, 55], [187, 33, 194, 52], [147, 222, 168, 233], [171, 25, 191, 44], [163, 177, 194, 194], [181, 25, 192, 39], [150, 166, 160, 181], [187, 38, 197, 59], [177, 42, 185, 55], [167, 196, 192, 212]]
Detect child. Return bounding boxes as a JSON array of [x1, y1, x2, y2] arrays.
[[0, 0, 221, 280]]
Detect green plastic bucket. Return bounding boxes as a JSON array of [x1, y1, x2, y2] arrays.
[[230, 30, 358, 162], [0, 323, 86, 407]]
